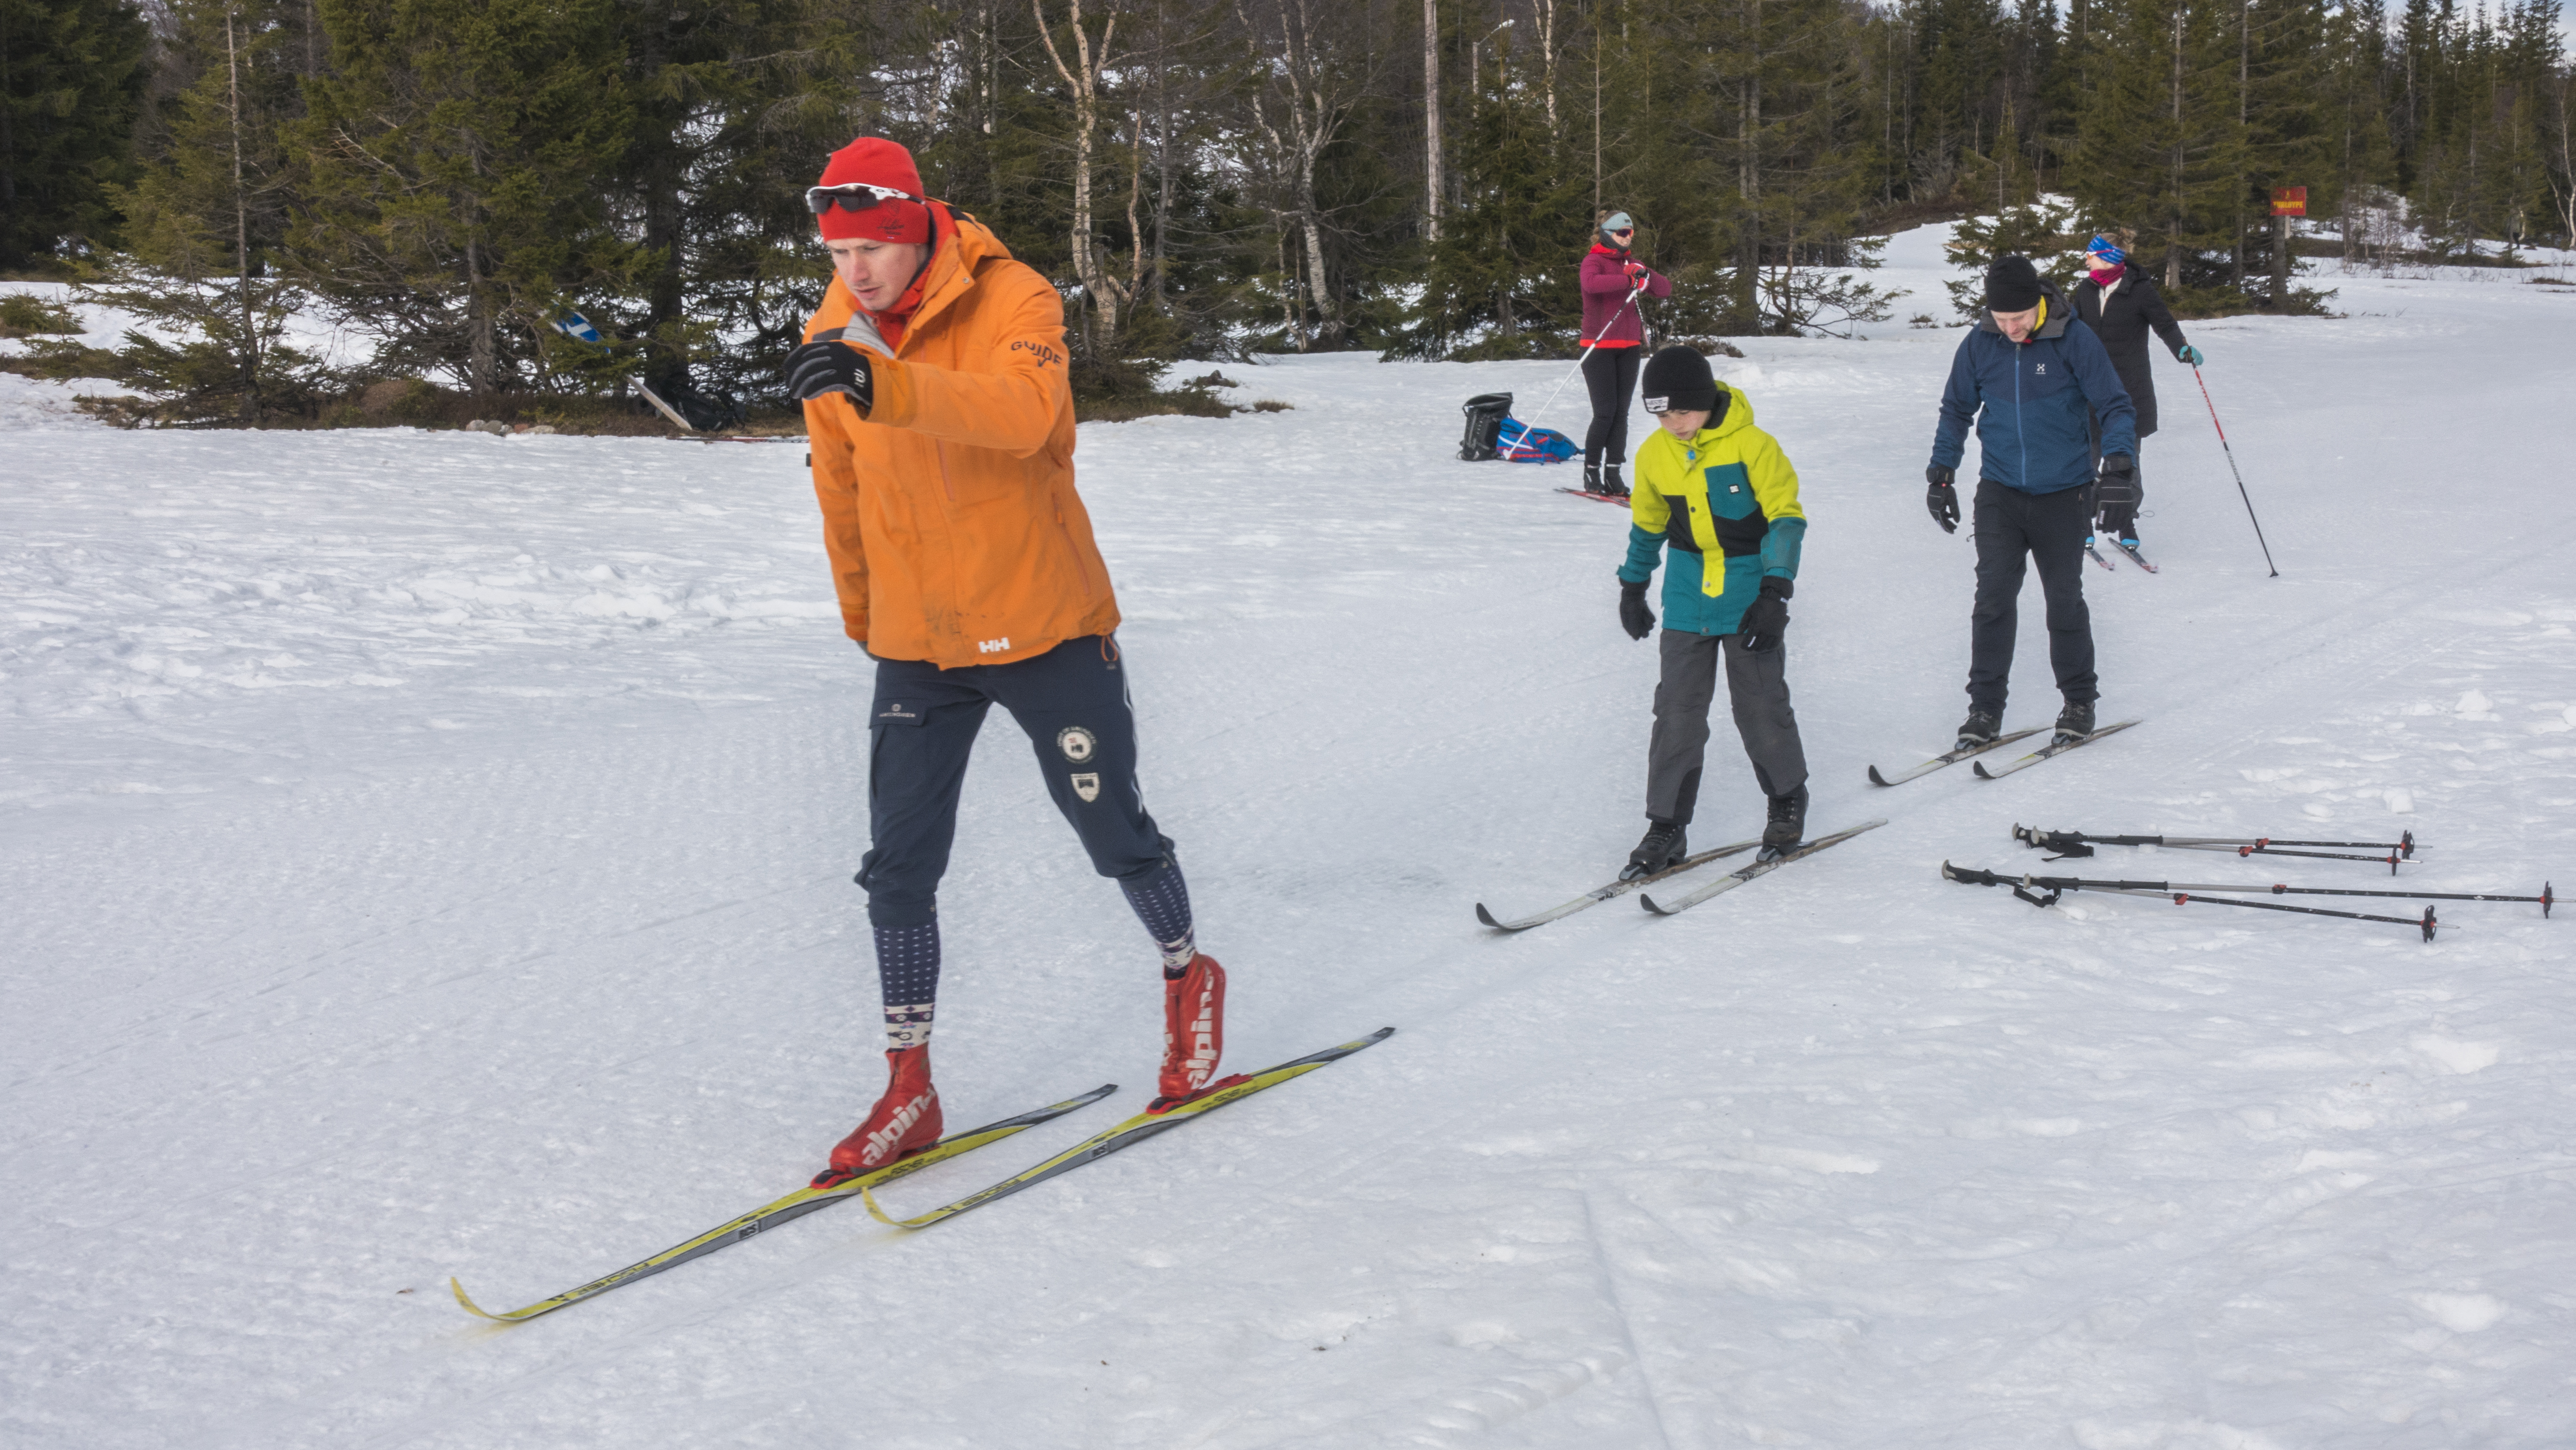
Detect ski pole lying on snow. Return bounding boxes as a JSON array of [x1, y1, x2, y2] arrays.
[[1947, 861, 2558, 937], [1495, 280, 1648, 463], [1945, 862, 2444, 937], [2193, 366, 2279, 577], [2013, 824, 2416, 873]]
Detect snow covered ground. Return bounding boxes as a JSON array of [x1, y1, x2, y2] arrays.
[[6, 234, 2575, 1449]]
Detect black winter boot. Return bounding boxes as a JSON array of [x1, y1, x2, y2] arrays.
[[1956, 708, 2002, 751], [1584, 462, 1602, 494], [1622, 820, 1687, 880], [1600, 462, 1629, 499], [2053, 698, 2096, 745], [1762, 784, 1809, 857]]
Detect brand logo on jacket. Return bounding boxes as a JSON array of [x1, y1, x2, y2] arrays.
[[1057, 726, 1098, 762], [1071, 772, 1101, 803], [878, 701, 916, 721], [2034, 363, 2047, 374], [977, 636, 1011, 654]]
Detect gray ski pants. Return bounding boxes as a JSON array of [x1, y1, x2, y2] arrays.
[[1646, 629, 1808, 825]]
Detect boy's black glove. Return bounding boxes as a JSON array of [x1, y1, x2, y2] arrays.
[[1618, 579, 1656, 641], [1925, 464, 1959, 533], [783, 340, 874, 412], [2094, 454, 2138, 509], [1739, 576, 1792, 652]]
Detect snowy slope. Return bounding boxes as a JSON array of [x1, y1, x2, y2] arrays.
[[5, 235, 2575, 1450]]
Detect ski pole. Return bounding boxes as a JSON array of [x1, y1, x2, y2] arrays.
[[2192, 365, 2279, 577], [1945, 862, 2452, 938], [2014, 826, 2416, 874], [1495, 279, 1647, 463], [1950, 861, 2552, 915]]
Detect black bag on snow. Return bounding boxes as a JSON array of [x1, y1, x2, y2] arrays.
[[1458, 392, 1514, 461]]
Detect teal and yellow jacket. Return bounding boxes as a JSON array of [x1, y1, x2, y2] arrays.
[[1615, 382, 1806, 636]]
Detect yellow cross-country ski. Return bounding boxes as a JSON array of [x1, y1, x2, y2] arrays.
[[450, 1083, 1117, 1322], [863, 1028, 1396, 1230]]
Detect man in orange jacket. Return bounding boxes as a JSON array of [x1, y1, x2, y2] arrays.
[[780, 137, 1226, 1188]]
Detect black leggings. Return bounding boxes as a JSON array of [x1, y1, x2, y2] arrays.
[[1582, 346, 1642, 472]]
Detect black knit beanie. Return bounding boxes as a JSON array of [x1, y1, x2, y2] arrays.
[[1640, 345, 1720, 415], [1984, 255, 2044, 311]]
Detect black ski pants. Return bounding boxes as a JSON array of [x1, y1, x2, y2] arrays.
[[858, 635, 1174, 929], [1968, 480, 2098, 717], [1582, 346, 1642, 474]]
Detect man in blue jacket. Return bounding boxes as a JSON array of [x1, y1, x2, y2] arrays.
[[1925, 255, 2137, 748]]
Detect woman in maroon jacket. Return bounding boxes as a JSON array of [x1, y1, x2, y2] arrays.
[[1579, 210, 1672, 497]]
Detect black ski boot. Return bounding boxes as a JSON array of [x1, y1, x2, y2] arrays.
[[1956, 708, 2002, 751], [1761, 784, 1808, 858], [1583, 462, 1603, 495], [2053, 698, 2096, 745], [1622, 820, 1686, 880], [1600, 462, 1629, 499]]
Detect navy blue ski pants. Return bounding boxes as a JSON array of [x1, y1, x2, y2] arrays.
[[857, 635, 1175, 928]]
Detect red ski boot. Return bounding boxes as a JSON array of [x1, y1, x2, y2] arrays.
[[813, 1047, 942, 1187], [1150, 953, 1229, 1113]]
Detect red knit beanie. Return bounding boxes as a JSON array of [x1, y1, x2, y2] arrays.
[[815, 138, 932, 245]]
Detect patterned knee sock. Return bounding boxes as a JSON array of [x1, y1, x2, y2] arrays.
[[874, 920, 941, 1051], [1120, 863, 1197, 978]]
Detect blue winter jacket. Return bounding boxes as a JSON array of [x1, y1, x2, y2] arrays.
[[1930, 289, 2137, 494]]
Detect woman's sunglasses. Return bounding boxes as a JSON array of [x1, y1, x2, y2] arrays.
[[806, 183, 923, 216]]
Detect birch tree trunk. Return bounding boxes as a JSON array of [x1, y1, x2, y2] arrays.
[[225, 9, 260, 421], [1036, 0, 1123, 343], [1423, 0, 1442, 242]]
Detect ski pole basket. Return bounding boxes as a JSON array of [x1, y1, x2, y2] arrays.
[[1458, 392, 1513, 461]]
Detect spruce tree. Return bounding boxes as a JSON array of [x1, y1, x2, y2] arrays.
[[0, 0, 149, 266], [73, 0, 315, 421], [289, 0, 639, 395], [2074, 0, 2250, 291]]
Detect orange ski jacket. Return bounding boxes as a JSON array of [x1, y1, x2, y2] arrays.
[[801, 209, 1119, 669]]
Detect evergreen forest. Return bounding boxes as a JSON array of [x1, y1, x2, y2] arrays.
[[4, 0, 2570, 425]]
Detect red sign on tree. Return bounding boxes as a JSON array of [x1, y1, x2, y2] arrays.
[[2270, 187, 2309, 217]]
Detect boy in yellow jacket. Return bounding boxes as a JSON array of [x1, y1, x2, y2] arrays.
[[1614, 346, 1811, 875]]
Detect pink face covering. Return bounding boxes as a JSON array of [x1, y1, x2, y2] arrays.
[[2089, 262, 2126, 286]]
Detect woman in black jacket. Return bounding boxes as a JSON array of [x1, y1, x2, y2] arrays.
[[2070, 230, 2204, 551]]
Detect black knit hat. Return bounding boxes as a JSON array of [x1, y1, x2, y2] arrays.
[[1640, 345, 1720, 415], [1985, 255, 2044, 311]]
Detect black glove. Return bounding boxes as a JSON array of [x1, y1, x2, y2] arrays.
[[783, 340, 874, 412], [2095, 454, 2137, 510], [1739, 576, 1792, 652], [1618, 579, 1656, 641], [1925, 463, 1959, 534]]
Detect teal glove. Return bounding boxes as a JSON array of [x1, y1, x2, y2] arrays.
[[2178, 343, 2205, 366]]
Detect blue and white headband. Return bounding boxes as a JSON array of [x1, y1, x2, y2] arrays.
[[2086, 235, 2126, 266]]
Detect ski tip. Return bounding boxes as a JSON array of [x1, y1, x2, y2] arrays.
[[1638, 893, 1671, 916], [1474, 902, 1503, 929], [449, 1276, 508, 1322], [858, 1184, 907, 1228], [1866, 765, 1892, 787], [1972, 760, 1997, 779]]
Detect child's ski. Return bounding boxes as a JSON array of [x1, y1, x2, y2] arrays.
[[1477, 837, 1763, 931], [1638, 821, 1887, 916]]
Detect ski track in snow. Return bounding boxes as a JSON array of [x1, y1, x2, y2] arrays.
[[5, 240, 2576, 1448]]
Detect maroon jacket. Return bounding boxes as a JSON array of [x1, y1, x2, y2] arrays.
[[1579, 245, 1671, 346]]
